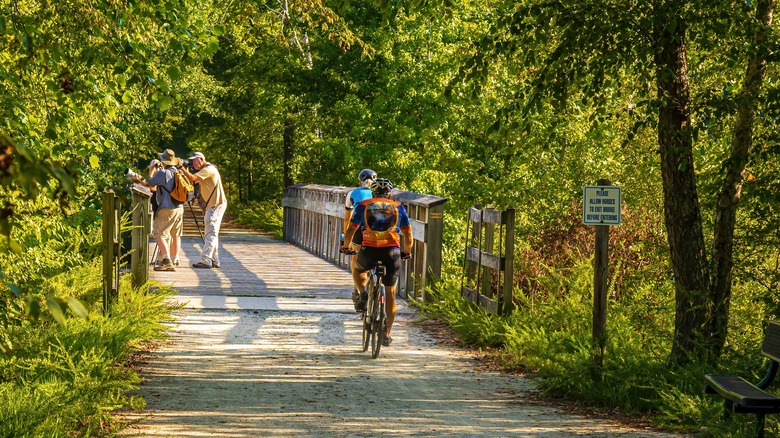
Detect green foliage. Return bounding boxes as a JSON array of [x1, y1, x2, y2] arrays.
[[0, 0, 778, 434], [229, 200, 284, 239], [0, 196, 101, 292], [0, 261, 178, 437]]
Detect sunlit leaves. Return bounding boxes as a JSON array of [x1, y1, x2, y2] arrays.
[[167, 65, 182, 81], [46, 296, 66, 325], [66, 296, 89, 319]]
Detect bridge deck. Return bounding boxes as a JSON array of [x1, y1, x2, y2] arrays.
[[149, 231, 410, 313]]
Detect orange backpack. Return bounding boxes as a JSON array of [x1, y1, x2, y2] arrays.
[[166, 169, 195, 204]]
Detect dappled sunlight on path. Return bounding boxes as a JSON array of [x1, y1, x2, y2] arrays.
[[120, 232, 682, 437], [121, 309, 678, 437]]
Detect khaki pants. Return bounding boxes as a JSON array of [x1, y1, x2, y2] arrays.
[[199, 202, 226, 265]]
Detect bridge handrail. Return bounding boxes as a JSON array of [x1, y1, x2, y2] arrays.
[[282, 183, 446, 301]]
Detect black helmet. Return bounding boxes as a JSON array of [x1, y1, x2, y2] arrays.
[[371, 178, 393, 197], [358, 168, 377, 183]]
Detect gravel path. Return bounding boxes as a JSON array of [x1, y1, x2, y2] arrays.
[[120, 307, 682, 437], [119, 234, 683, 437]]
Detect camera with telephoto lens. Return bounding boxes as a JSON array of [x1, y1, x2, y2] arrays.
[[125, 168, 142, 182]]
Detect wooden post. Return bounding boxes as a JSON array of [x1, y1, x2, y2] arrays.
[[481, 206, 496, 300], [592, 178, 610, 376], [423, 203, 444, 301], [102, 189, 119, 315], [130, 184, 152, 289], [466, 203, 481, 282], [500, 206, 516, 315]]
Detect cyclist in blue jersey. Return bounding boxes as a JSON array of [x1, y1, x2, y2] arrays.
[[342, 169, 377, 310], [341, 178, 413, 346]]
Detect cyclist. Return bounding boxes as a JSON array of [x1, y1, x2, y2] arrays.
[[341, 178, 413, 347], [342, 169, 377, 310]]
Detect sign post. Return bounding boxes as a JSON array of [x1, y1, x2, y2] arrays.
[[583, 180, 621, 379]]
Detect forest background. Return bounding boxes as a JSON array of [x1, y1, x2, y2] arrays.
[[1, 0, 779, 436]]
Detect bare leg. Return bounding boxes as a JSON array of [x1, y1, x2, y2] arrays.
[[154, 236, 171, 260], [350, 243, 362, 293], [385, 285, 397, 336], [171, 234, 180, 263], [352, 269, 368, 293]]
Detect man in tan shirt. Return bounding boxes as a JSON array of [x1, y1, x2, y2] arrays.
[[181, 152, 227, 268]]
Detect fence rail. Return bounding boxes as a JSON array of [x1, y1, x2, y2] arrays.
[[282, 184, 446, 301], [102, 184, 152, 314], [461, 204, 515, 315]]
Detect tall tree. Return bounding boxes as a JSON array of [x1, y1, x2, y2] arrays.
[[456, 0, 778, 364]]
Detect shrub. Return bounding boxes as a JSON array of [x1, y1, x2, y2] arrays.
[[0, 261, 177, 437]]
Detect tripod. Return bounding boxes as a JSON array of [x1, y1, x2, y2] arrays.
[[150, 200, 206, 265]]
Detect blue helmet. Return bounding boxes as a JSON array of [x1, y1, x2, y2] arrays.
[[358, 169, 377, 183]]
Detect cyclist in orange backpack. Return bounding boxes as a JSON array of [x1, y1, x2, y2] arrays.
[[341, 178, 413, 346]]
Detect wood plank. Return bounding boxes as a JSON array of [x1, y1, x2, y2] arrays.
[[461, 286, 478, 303], [482, 208, 504, 224], [478, 294, 499, 314], [150, 234, 355, 299], [410, 219, 427, 242], [465, 246, 503, 270]]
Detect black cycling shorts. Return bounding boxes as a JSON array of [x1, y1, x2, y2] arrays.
[[356, 246, 401, 287], [351, 229, 363, 246]]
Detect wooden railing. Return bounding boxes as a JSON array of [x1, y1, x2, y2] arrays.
[[129, 184, 153, 288], [101, 183, 152, 314], [282, 184, 446, 301], [101, 189, 122, 315]]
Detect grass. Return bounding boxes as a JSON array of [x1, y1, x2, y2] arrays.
[[0, 260, 178, 437], [229, 200, 284, 239]]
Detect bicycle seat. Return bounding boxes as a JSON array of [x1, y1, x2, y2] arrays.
[[375, 263, 386, 277]]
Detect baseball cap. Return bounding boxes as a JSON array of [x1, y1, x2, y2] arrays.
[[188, 152, 205, 160]]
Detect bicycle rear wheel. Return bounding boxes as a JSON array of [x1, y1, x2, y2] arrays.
[[361, 277, 375, 352], [370, 287, 384, 358], [361, 312, 370, 352]]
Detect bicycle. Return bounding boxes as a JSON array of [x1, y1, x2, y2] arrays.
[[341, 247, 386, 358], [362, 261, 388, 358], [340, 247, 411, 358]]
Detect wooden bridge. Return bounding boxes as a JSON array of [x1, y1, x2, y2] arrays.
[[149, 222, 374, 313], [143, 183, 447, 312]]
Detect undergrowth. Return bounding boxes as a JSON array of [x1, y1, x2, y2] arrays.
[[417, 267, 776, 437], [0, 260, 178, 437], [229, 200, 284, 239]]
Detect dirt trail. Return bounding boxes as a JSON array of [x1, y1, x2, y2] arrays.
[[120, 234, 683, 437], [120, 308, 682, 437]]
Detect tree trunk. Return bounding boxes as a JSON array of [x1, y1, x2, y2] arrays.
[[283, 117, 294, 188], [653, 10, 712, 365], [237, 160, 243, 203], [707, 0, 776, 359], [249, 158, 254, 201]]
